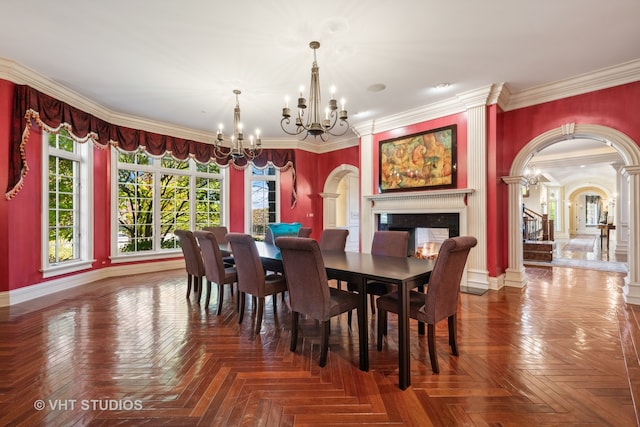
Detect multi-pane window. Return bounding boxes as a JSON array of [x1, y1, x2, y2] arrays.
[[195, 162, 222, 230], [114, 150, 223, 257], [41, 128, 93, 277], [246, 165, 279, 239]]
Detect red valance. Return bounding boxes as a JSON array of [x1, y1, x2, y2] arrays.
[[6, 85, 296, 207]]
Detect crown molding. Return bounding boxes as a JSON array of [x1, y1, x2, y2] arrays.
[[504, 59, 640, 111], [359, 97, 464, 135], [3, 56, 639, 153]]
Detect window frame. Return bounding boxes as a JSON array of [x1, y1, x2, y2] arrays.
[[40, 129, 94, 278], [110, 149, 228, 263], [244, 163, 280, 238]]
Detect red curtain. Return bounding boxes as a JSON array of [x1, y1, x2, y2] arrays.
[[6, 85, 296, 207]]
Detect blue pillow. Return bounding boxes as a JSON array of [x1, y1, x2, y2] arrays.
[[269, 222, 302, 243]]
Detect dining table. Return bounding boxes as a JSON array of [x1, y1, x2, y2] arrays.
[[221, 240, 435, 390]]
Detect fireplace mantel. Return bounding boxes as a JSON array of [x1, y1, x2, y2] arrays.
[[365, 188, 475, 212]]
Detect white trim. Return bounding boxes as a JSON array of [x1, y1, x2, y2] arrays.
[[244, 164, 280, 234], [40, 130, 94, 278], [110, 250, 182, 264], [0, 260, 184, 307]]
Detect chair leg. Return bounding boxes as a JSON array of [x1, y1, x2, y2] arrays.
[[216, 283, 224, 315], [255, 297, 265, 334], [319, 320, 330, 367], [196, 276, 203, 303], [186, 274, 192, 298], [428, 324, 439, 374], [347, 310, 352, 330], [204, 280, 212, 308], [238, 292, 246, 324], [370, 294, 376, 315], [290, 312, 299, 352], [377, 308, 387, 351], [448, 314, 458, 356]]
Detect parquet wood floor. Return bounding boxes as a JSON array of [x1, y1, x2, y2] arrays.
[[1, 265, 639, 426]]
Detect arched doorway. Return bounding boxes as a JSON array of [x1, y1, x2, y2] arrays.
[[504, 123, 640, 304], [320, 164, 360, 251]]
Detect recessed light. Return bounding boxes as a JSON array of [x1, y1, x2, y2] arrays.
[[367, 83, 386, 92], [435, 82, 450, 89]]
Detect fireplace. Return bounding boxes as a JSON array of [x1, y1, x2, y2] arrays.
[[364, 188, 473, 258], [379, 213, 460, 257]]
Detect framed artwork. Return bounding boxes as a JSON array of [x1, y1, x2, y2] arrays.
[[379, 125, 457, 192]]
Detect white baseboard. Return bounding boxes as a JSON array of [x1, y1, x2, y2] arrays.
[[1, 260, 184, 307]]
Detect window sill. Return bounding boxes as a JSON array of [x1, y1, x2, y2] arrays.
[[110, 250, 182, 264], [42, 260, 95, 279]]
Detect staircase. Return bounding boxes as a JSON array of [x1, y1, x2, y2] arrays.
[[523, 208, 555, 261]]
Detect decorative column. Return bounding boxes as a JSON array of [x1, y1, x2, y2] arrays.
[[353, 121, 375, 252], [458, 89, 491, 290], [319, 193, 340, 228], [623, 165, 640, 304], [502, 176, 528, 288], [613, 163, 629, 257]]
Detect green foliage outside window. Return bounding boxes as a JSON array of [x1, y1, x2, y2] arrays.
[[117, 152, 222, 254]]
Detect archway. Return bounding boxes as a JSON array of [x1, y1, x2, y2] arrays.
[[320, 164, 360, 251], [504, 123, 640, 304]]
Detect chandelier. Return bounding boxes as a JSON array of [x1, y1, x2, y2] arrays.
[[213, 89, 262, 161], [280, 41, 349, 141], [524, 166, 540, 185]]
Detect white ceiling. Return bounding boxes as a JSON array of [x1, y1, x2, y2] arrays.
[[1, 0, 638, 186]]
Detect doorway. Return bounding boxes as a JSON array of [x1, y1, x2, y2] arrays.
[[321, 164, 360, 251]]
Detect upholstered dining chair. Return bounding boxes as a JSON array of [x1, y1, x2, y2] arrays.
[[276, 236, 363, 367], [193, 230, 238, 314], [203, 225, 234, 266], [298, 227, 312, 238], [265, 225, 311, 243], [376, 236, 477, 374], [319, 228, 350, 290], [369, 230, 409, 310], [319, 228, 349, 251], [225, 233, 288, 334], [347, 230, 409, 324], [174, 229, 206, 302]]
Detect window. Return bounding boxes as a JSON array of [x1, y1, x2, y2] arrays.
[[41, 128, 93, 277], [114, 150, 224, 260], [585, 194, 601, 226], [245, 165, 279, 239]]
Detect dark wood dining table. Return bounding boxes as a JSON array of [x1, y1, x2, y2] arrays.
[[222, 240, 435, 390]]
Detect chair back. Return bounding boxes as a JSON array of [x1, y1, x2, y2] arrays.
[[319, 229, 349, 251], [264, 228, 274, 244], [276, 237, 331, 321], [371, 230, 409, 257], [226, 233, 265, 295], [202, 226, 229, 243], [174, 229, 205, 276], [423, 236, 478, 324], [298, 227, 312, 238], [193, 231, 225, 284]]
